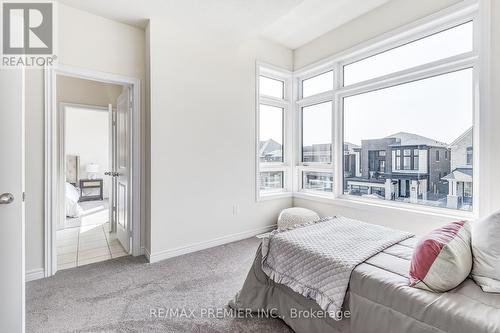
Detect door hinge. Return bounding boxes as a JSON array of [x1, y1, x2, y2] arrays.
[[22, 192, 25, 202]]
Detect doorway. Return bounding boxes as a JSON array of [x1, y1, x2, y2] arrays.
[[45, 65, 141, 276], [58, 100, 128, 270]]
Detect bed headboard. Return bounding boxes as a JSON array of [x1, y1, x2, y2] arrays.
[[66, 155, 80, 185]]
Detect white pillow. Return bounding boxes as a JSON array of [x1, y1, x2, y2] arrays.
[[471, 210, 500, 292], [277, 207, 319, 230]]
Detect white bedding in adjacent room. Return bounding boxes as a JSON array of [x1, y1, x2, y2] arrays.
[[66, 182, 83, 218]]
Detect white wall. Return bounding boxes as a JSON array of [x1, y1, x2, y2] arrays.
[[65, 107, 110, 197], [57, 75, 123, 108], [148, 19, 293, 257], [294, 0, 462, 69], [293, 197, 452, 237], [291, 0, 493, 236], [25, 3, 145, 273]]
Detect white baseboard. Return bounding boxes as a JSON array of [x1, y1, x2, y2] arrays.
[[142, 246, 152, 261], [147, 225, 276, 263], [26, 268, 45, 282]]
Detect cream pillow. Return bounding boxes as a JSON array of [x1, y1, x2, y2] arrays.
[[471, 210, 500, 293], [277, 207, 319, 230]]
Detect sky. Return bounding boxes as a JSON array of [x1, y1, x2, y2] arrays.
[[344, 68, 473, 146]]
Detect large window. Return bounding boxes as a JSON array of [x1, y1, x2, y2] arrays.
[[255, 4, 479, 214], [343, 62, 474, 211], [302, 102, 332, 163], [298, 68, 334, 193], [257, 65, 291, 197], [259, 104, 283, 162]]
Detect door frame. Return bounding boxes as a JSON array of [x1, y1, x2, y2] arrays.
[[44, 64, 142, 277]]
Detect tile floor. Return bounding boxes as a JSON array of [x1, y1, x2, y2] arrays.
[[57, 200, 128, 271]]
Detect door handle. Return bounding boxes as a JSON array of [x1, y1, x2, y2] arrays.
[[112, 172, 120, 177], [0, 193, 14, 204], [104, 171, 112, 176]]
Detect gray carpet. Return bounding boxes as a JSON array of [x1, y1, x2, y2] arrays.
[[26, 237, 293, 333]]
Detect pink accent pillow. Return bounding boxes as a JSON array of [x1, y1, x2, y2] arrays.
[[409, 221, 472, 292]]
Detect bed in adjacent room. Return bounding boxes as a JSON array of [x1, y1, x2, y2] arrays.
[[230, 216, 500, 333], [65, 155, 82, 218]]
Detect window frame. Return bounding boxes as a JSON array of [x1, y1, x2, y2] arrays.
[[256, 63, 293, 200], [293, 1, 483, 218], [256, 1, 487, 219], [295, 62, 336, 195]]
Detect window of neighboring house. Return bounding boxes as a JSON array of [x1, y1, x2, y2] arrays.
[[395, 150, 401, 170], [404, 149, 412, 170], [379, 160, 386, 172], [436, 150, 440, 162], [413, 149, 419, 170], [299, 67, 334, 193], [466, 146, 473, 165], [257, 66, 291, 197]]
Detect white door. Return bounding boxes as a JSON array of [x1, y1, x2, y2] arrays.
[[115, 88, 131, 253], [0, 69, 25, 332], [107, 104, 116, 233]]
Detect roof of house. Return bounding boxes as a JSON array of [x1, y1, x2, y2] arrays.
[[385, 132, 448, 148], [344, 142, 360, 152], [259, 139, 282, 156], [449, 127, 473, 147], [442, 166, 473, 182]]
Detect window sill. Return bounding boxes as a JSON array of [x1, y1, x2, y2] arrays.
[[258, 191, 293, 201], [292, 192, 475, 221]]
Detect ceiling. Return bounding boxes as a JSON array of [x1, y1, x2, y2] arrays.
[[55, 0, 390, 49]]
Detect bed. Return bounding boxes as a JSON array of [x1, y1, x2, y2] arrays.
[[65, 155, 82, 218], [230, 217, 500, 333]]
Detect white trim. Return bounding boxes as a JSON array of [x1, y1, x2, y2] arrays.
[[44, 64, 142, 277], [25, 268, 45, 282], [142, 246, 151, 261], [293, 192, 474, 221], [147, 225, 276, 263]]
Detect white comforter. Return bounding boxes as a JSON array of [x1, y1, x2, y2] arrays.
[[261, 216, 413, 317], [65, 182, 82, 217]]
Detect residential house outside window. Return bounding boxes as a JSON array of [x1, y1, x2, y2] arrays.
[[342, 20, 474, 211]]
